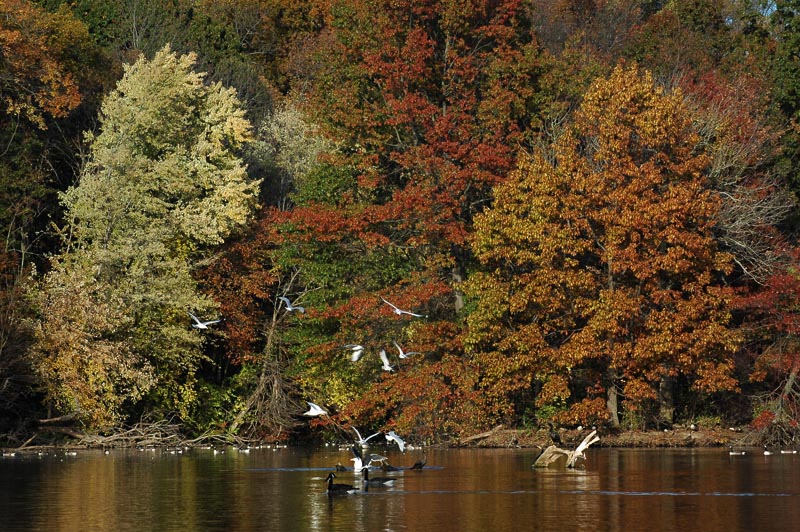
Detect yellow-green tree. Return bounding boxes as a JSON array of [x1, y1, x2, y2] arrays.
[[29, 45, 260, 428], [465, 63, 741, 428]]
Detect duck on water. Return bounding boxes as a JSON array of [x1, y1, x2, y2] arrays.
[[325, 472, 357, 495], [362, 468, 395, 486]]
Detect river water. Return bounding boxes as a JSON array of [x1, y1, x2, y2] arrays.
[[1, 445, 798, 531]]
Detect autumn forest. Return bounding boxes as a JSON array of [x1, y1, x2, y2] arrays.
[[3, 0, 800, 447]]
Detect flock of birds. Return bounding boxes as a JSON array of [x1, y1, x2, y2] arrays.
[[189, 293, 430, 495], [728, 445, 798, 456], [305, 402, 429, 494], [324, 442, 428, 495]]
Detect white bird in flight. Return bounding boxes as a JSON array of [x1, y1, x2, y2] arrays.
[[378, 349, 395, 372], [188, 311, 221, 329], [381, 297, 426, 318], [344, 344, 365, 362], [392, 340, 421, 359], [385, 431, 406, 452], [352, 427, 382, 447], [278, 296, 305, 313], [303, 401, 327, 417]]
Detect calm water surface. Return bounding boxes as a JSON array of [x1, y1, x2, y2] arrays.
[[1, 446, 798, 531]]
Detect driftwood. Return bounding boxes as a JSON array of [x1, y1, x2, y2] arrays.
[[37, 412, 80, 425], [12, 418, 249, 451], [458, 424, 504, 445], [533, 430, 600, 469]]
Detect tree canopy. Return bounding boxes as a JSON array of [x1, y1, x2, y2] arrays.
[[466, 63, 741, 428], [28, 45, 260, 428], [2, 0, 800, 446]]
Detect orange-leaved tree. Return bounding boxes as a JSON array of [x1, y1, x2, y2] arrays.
[[0, 0, 84, 128], [272, 0, 553, 439], [734, 248, 800, 445], [465, 62, 742, 428]]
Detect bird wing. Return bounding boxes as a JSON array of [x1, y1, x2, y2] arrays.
[[203, 318, 222, 326], [277, 296, 290, 307], [351, 426, 364, 442], [188, 311, 202, 324], [386, 431, 405, 452], [344, 344, 364, 361], [304, 401, 326, 416], [364, 432, 382, 443], [400, 309, 425, 318], [399, 348, 420, 359], [381, 297, 399, 311], [379, 349, 393, 371]]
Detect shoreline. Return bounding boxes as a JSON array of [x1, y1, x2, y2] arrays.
[[455, 424, 755, 449], [1, 425, 758, 454]]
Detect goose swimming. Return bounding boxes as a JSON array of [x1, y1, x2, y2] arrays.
[[362, 467, 395, 486], [325, 472, 357, 495]]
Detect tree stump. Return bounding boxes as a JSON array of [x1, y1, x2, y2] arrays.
[[532, 430, 600, 469]]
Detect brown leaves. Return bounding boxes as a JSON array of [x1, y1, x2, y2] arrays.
[[0, 0, 86, 128], [466, 61, 740, 425]]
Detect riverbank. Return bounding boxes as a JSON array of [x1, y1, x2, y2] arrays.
[[2, 421, 760, 454], [458, 424, 756, 449]]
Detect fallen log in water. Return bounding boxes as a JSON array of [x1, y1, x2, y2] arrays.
[[533, 430, 600, 469], [457, 424, 504, 446]]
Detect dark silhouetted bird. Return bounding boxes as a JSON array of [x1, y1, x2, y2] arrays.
[[410, 454, 427, 471], [325, 472, 356, 495], [548, 422, 562, 446], [362, 467, 395, 486]]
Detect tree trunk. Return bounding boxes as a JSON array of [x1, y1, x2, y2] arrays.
[[659, 375, 675, 426], [606, 370, 620, 428], [451, 249, 465, 313]]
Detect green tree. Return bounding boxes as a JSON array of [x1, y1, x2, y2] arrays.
[[270, 0, 555, 439], [28, 45, 260, 428], [1, 0, 111, 437], [769, 0, 800, 189], [465, 63, 741, 428]]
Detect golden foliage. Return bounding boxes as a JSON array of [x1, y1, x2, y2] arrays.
[[29, 258, 155, 427], [0, 0, 85, 127], [466, 61, 741, 425]]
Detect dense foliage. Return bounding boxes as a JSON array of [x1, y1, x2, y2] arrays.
[[2, 0, 800, 445]]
